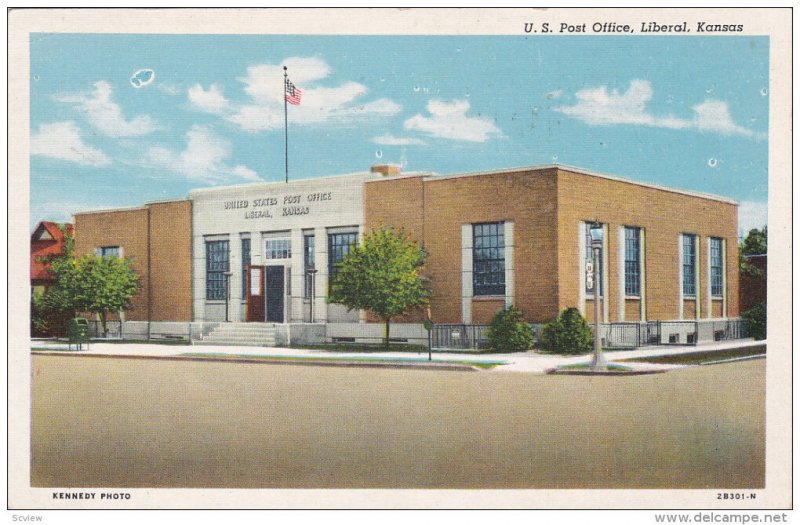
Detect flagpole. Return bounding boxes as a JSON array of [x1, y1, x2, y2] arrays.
[[283, 66, 289, 184]]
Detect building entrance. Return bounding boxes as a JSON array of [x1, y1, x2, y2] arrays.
[[265, 266, 285, 323], [246, 265, 285, 323]]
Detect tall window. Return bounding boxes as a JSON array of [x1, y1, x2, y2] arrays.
[[710, 237, 723, 297], [328, 231, 358, 276], [473, 222, 505, 296], [241, 237, 250, 295], [304, 233, 315, 298], [585, 223, 603, 295], [682, 234, 697, 296], [99, 246, 120, 258], [265, 238, 291, 259], [624, 227, 641, 296], [206, 240, 229, 300]]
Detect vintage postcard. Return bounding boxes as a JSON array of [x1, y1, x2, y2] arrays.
[[7, 7, 792, 515]]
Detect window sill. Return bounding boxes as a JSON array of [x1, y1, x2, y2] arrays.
[[625, 296, 641, 300], [472, 295, 505, 301], [711, 296, 724, 300]]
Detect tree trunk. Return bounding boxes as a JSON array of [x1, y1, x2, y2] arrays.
[[384, 317, 391, 351], [100, 311, 108, 338]]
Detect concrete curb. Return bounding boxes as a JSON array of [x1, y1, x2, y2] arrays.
[[546, 367, 668, 376], [31, 351, 481, 372]]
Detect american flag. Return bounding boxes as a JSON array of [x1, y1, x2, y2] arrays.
[[285, 78, 302, 105]]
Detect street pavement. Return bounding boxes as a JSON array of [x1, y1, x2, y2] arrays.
[[31, 338, 765, 374]]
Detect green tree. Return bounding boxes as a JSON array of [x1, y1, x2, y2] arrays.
[[328, 227, 431, 349], [741, 226, 767, 255], [51, 253, 140, 336], [739, 226, 767, 277], [486, 305, 534, 353]]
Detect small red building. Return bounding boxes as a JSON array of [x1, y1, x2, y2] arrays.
[[31, 221, 73, 295]]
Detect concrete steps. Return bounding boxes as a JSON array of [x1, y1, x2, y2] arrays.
[[196, 323, 278, 347]]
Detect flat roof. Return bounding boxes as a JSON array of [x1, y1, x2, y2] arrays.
[[417, 164, 737, 205]]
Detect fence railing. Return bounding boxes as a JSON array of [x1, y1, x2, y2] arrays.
[[431, 319, 746, 351], [88, 320, 123, 339], [431, 324, 490, 350]]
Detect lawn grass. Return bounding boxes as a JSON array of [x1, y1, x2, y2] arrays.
[[179, 352, 504, 369], [620, 346, 766, 366]]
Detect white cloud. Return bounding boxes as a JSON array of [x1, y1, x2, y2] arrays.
[[554, 80, 762, 138], [371, 133, 426, 146], [738, 200, 768, 236], [239, 57, 331, 103], [188, 56, 401, 132], [146, 125, 260, 184], [692, 100, 760, 138], [188, 83, 230, 114], [57, 81, 157, 137], [30, 121, 111, 166], [403, 99, 503, 143]]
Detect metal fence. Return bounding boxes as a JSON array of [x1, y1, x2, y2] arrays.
[[431, 319, 746, 351], [711, 319, 745, 341], [587, 319, 746, 348], [88, 320, 123, 339], [431, 324, 490, 350]]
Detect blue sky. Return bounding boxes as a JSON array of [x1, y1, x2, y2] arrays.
[[30, 34, 769, 234]]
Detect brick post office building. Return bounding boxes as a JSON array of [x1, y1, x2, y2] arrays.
[[71, 164, 740, 347]]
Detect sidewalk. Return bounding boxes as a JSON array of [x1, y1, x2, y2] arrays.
[[31, 338, 765, 374]]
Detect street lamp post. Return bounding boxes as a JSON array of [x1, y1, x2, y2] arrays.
[[589, 222, 607, 371], [224, 271, 233, 322], [306, 267, 318, 323]]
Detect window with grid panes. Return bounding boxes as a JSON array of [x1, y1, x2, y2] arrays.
[[472, 222, 505, 296], [241, 238, 250, 295], [328, 232, 358, 276], [624, 227, 641, 296], [682, 234, 697, 296], [710, 237, 723, 297], [206, 240, 229, 300], [265, 238, 291, 259], [304, 233, 315, 298]]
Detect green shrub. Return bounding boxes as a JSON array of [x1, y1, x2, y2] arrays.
[[741, 303, 766, 341], [539, 307, 593, 354], [486, 305, 534, 353]]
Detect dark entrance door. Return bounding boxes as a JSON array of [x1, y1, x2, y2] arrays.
[[265, 266, 285, 323]]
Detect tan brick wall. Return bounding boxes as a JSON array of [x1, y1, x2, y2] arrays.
[[73, 200, 193, 322], [148, 201, 193, 321], [624, 299, 641, 322], [556, 168, 739, 321], [365, 170, 560, 324], [73, 208, 150, 321], [583, 299, 606, 324], [683, 299, 697, 319], [712, 300, 724, 318], [471, 298, 505, 324]]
